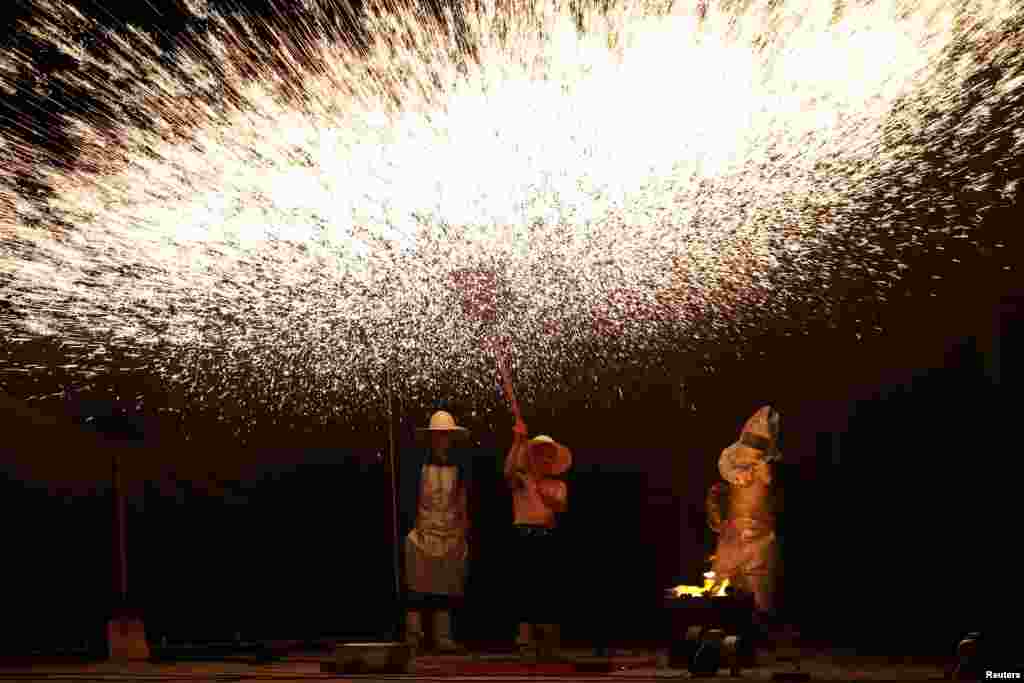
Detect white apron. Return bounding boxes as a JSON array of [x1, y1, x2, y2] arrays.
[[404, 464, 468, 596]]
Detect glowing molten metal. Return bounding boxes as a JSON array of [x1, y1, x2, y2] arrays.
[[670, 571, 729, 598]]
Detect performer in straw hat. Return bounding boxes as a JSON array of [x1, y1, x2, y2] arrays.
[[504, 416, 572, 662], [707, 406, 782, 621], [400, 410, 471, 654]]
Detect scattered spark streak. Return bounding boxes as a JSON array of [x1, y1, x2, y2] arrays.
[[0, 0, 1022, 435]]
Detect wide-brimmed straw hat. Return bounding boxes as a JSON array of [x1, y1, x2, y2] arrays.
[[416, 410, 469, 439], [528, 434, 572, 476], [718, 406, 781, 484]]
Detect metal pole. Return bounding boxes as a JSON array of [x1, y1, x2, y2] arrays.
[[113, 452, 128, 605], [386, 369, 402, 638]]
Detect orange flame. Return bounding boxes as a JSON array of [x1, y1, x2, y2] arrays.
[[670, 570, 729, 598]]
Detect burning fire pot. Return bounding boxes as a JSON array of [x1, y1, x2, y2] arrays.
[[664, 571, 756, 674]]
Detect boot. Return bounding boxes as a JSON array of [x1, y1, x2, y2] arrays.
[[405, 610, 424, 652], [537, 624, 568, 663], [517, 623, 537, 662], [433, 610, 464, 654]]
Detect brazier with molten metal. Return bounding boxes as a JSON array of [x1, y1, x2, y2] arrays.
[[664, 591, 757, 671]]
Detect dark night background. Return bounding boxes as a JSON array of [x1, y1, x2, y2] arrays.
[[1, 0, 1022, 665]]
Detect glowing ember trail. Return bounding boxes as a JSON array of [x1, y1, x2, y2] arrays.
[[0, 0, 1021, 434]]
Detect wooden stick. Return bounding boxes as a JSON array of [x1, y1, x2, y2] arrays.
[[495, 347, 522, 421]]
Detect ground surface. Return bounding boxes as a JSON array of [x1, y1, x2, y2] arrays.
[[0, 648, 960, 681]]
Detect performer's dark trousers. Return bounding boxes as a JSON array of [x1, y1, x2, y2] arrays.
[[510, 524, 562, 625]]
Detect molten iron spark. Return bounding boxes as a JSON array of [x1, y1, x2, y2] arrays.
[[1, 0, 1021, 435]]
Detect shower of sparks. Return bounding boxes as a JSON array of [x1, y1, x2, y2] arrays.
[[0, 0, 1022, 437]]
